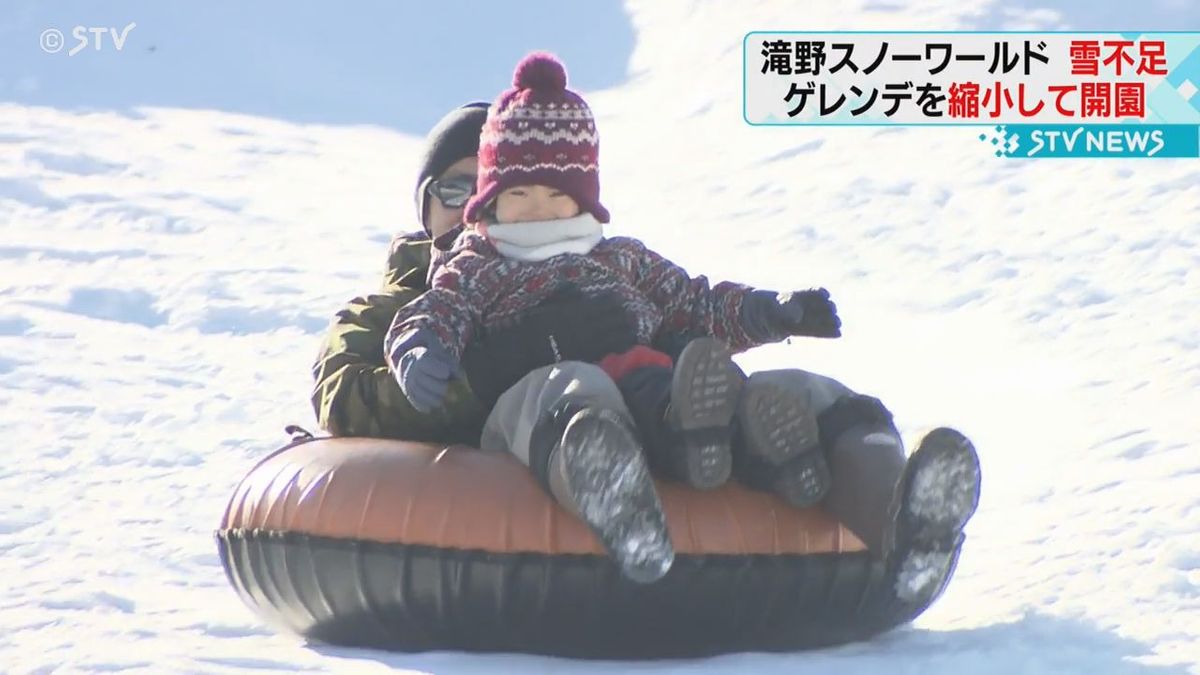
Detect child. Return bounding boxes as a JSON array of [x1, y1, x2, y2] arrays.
[[385, 52, 840, 583]]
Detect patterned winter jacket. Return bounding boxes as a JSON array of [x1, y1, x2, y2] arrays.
[[386, 226, 768, 367]]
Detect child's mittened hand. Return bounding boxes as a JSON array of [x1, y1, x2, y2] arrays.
[[390, 331, 460, 413], [774, 289, 842, 338]]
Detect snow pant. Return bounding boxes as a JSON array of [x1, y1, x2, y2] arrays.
[[480, 361, 633, 510], [737, 369, 907, 554], [480, 362, 905, 553]]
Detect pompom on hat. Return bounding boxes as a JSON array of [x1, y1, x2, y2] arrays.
[[463, 52, 609, 224]]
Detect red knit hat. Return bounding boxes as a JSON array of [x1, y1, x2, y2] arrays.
[[464, 52, 610, 224]]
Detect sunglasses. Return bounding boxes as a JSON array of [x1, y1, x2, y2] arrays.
[[427, 176, 476, 208]]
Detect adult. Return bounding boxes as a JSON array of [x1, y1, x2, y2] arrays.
[[311, 99, 978, 601]]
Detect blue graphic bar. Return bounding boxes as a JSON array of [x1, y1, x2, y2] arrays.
[[990, 124, 1199, 158]]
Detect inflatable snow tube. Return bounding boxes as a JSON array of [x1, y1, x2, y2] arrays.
[[216, 436, 936, 658]]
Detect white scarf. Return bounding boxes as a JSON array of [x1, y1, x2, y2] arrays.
[[484, 213, 604, 262]]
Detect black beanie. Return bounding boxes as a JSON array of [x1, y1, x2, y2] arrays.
[[415, 101, 490, 232]]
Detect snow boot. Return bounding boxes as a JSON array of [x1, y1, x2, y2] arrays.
[[733, 377, 830, 507], [659, 337, 740, 489], [884, 427, 981, 604], [620, 338, 740, 490], [542, 406, 675, 583]]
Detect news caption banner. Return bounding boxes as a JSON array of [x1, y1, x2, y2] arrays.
[[744, 31, 1200, 159]]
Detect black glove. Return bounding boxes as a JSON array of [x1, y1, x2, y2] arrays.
[[742, 288, 842, 341], [462, 286, 637, 405]]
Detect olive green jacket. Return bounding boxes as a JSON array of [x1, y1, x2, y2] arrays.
[[310, 233, 488, 444]]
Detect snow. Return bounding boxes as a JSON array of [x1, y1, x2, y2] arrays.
[[2, 0, 1199, 672]]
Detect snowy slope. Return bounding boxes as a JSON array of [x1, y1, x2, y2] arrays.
[[2, 0, 1199, 673]]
